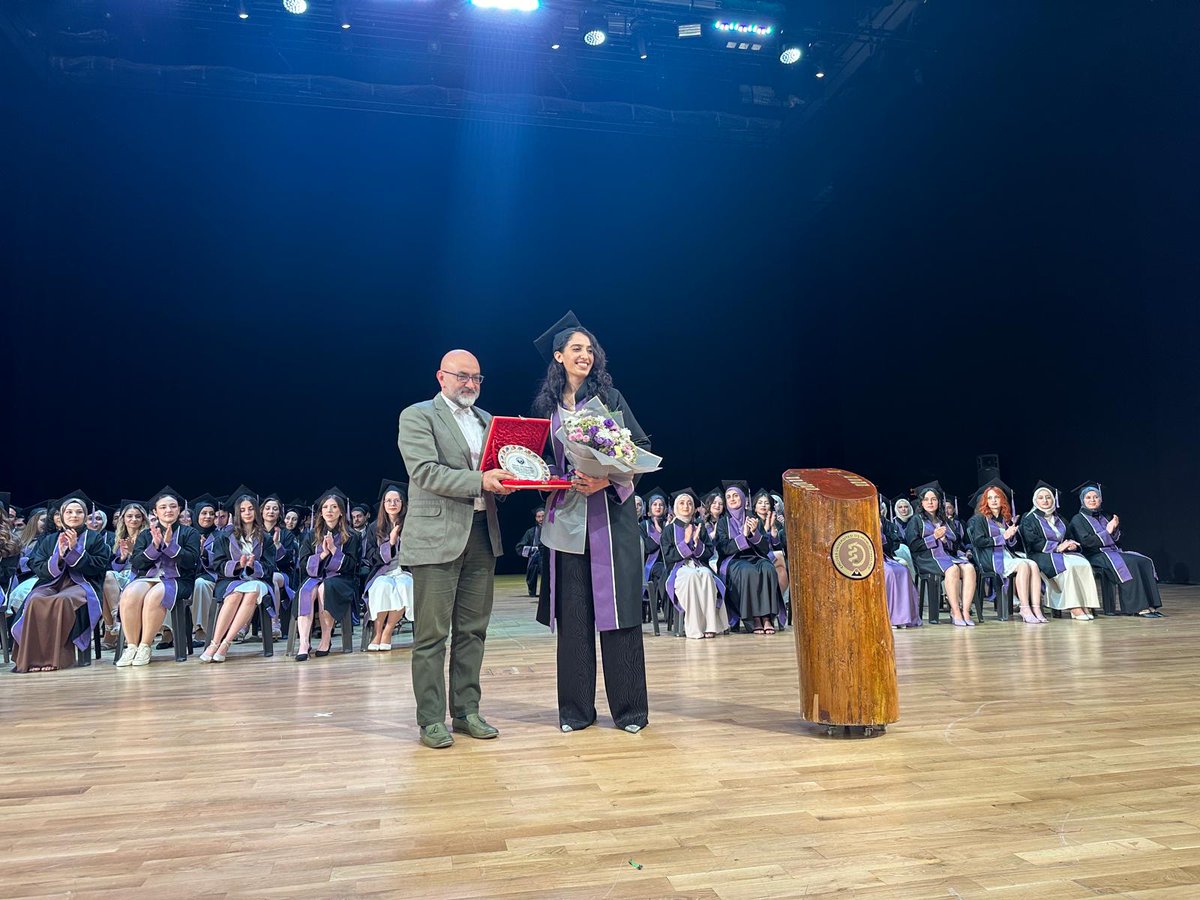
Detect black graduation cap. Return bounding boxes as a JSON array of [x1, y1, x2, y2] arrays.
[[1072, 480, 1103, 505], [912, 480, 945, 504], [260, 492, 283, 507], [21, 501, 50, 520], [55, 489, 94, 513], [118, 499, 148, 517], [190, 494, 219, 515], [1030, 480, 1060, 509], [721, 480, 750, 500], [315, 486, 349, 512], [534, 310, 584, 363], [149, 485, 186, 510], [644, 488, 668, 510], [224, 484, 259, 513], [377, 479, 408, 504], [670, 487, 699, 506], [286, 497, 310, 518], [751, 488, 775, 510], [970, 477, 1014, 510], [351, 501, 371, 515]]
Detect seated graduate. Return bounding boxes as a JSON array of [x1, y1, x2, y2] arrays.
[[943, 497, 970, 558], [879, 495, 921, 628], [905, 481, 977, 626], [753, 488, 789, 597], [641, 489, 668, 624], [1021, 481, 1100, 620], [515, 506, 545, 599], [701, 488, 724, 570], [296, 487, 362, 661], [188, 494, 221, 644], [284, 499, 311, 572], [102, 501, 148, 649], [661, 488, 728, 639], [260, 494, 295, 640], [0, 494, 19, 609], [968, 479, 1045, 624], [12, 492, 110, 673], [86, 507, 113, 552], [178, 506, 192, 527], [362, 479, 412, 651], [116, 486, 202, 668], [889, 497, 918, 582], [204, 487, 277, 663], [717, 480, 786, 635], [1068, 482, 1164, 618], [350, 502, 371, 539]]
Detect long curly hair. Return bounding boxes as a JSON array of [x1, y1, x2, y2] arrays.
[[976, 487, 1012, 521], [231, 496, 265, 546], [375, 491, 407, 544], [533, 326, 614, 417]]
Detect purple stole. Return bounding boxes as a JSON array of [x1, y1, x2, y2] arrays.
[[223, 535, 274, 617], [1033, 515, 1067, 576], [921, 518, 966, 573], [299, 533, 346, 617], [984, 517, 1011, 574], [142, 532, 184, 611], [641, 520, 663, 589], [11, 534, 101, 653], [664, 522, 725, 612], [1080, 514, 1132, 583], [362, 534, 401, 598]]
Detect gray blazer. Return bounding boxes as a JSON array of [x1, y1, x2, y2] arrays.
[[397, 394, 503, 566]]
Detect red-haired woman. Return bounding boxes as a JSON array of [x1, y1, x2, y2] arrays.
[[967, 480, 1044, 624]]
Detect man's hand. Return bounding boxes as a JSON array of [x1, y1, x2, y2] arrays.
[[483, 469, 517, 495]]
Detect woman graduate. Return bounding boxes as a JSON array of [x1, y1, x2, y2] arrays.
[[204, 487, 277, 662], [187, 494, 221, 644], [701, 488, 724, 571], [11, 492, 110, 672], [534, 311, 651, 734], [717, 481, 786, 635], [261, 494, 295, 640], [1021, 482, 1100, 620], [116, 486, 202, 668], [640, 489, 668, 624], [102, 501, 148, 648], [753, 488, 790, 599], [296, 487, 362, 661], [879, 495, 921, 628], [967, 479, 1045, 624], [905, 481, 977, 626], [1068, 482, 1164, 618], [660, 488, 728, 639], [890, 497, 918, 582], [362, 479, 412, 651]]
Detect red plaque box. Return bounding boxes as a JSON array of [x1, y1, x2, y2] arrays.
[[481, 416, 573, 490]]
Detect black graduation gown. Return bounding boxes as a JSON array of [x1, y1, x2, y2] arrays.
[[659, 521, 720, 608], [516, 524, 543, 595], [23, 529, 110, 649], [1068, 510, 1161, 613], [536, 385, 650, 633], [1021, 511, 1074, 580], [641, 517, 668, 607], [966, 513, 1018, 577], [210, 530, 279, 608], [881, 517, 904, 558], [129, 525, 202, 608], [904, 513, 969, 577], [361, 525, 405, 597], [715, 515, 782, 621], [298, 531, 362, 621]]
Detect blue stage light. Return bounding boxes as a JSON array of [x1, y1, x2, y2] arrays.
[[714, 21, 773, 38], [779, 45, 802, 65], [282, 0, 307, 14], [471, 0, 540, 11]]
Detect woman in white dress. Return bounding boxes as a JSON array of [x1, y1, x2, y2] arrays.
[[660, 488, 728, 639], [362, 480, 412, 651], [1021, 482, 1100, 620]]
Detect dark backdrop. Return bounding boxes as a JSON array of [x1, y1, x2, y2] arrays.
[[3, 3, 1198, 579]]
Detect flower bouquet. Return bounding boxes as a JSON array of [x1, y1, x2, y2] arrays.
[[557, 397, 662, 484], [542, 397, 662, 556]]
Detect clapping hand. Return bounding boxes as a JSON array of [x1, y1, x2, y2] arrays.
[[390, 524, 402, 544], [933, 525, 947, 540], [57, 531, 72, 553], [150, 522, 164, 547], [238, 554, 249, 569], [161, 523, 173, 545], [321, 534, 336, 559], [273, 527, 282, 548], [118, 537, 131, 558], [1107, 514, 1120, 533], [746, 516, 760, 533], [1003, 525, 1018, 540]]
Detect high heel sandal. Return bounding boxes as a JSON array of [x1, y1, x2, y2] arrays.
[[212, 639, 232, 663], [200, 642, 220, 663], [1019, 608, 1039, 624]]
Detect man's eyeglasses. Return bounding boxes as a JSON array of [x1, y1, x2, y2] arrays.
[[440, 370, 485, 385]]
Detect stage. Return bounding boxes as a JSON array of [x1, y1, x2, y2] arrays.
[[3, 580, 1199, 898]]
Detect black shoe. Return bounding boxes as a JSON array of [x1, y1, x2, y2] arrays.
[[155, 640, 174, 650], [314, 648, 330, 657], [295, 652, 308, 662]]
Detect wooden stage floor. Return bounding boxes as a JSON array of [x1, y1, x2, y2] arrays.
[[3, 579, 1199, 898]]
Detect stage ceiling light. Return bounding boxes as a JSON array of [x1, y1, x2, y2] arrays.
[[471, 0, 541, 11], [779, 44, 802, 65], [237, 1, 249, 20], [282, 0, 307, 14], [581, 11, 607, 46], [713, 20, 774, 38]]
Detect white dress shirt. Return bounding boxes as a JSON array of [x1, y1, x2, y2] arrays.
[[440, 392, 486, 511]]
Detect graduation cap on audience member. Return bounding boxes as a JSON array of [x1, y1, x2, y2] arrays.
[[21, 501, 50, 520], [1030, 480, 1061, 510], [751, 488, 776, 511], [377, 479, 408, 504], [315, 486, 350, 513], [644, 488, 668, 511], [534, 310, 584, 364], [190, 494, 219, 515], [912, 480, 946, 504], [118, 498, 149, 517], [670, 487, 699, 507], [55, 489, 94, 514], [148, 485, 187, 511], [1071, 480, 1104, 506], [351, 501, 371, 516], [224, 484, 259, 513], [286, 498, 310, 518], [969, 477, 1014, 510], [721, 480, 750, 501]]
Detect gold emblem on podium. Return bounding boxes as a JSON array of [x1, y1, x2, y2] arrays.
[[831, 531, 875, 580]]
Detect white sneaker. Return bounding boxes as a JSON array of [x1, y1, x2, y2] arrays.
[[132, 644, 152, 666], [116, 646, 138, 667]]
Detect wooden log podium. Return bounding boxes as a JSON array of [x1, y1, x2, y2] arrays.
[[782, 468, 899, 732]]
